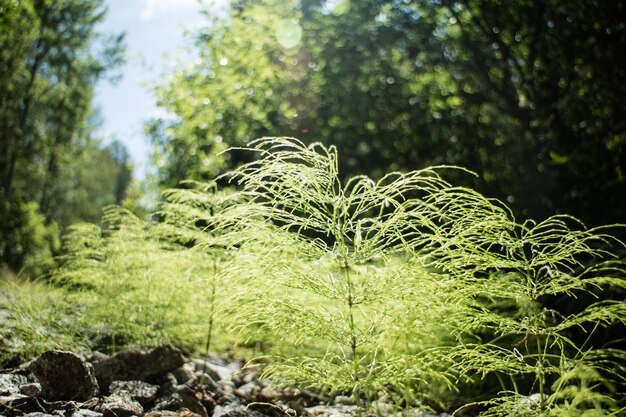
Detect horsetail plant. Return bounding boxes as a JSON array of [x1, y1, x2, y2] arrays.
[[40, 135, 625, 417], [52, 203, 237, 351], [437, 214, 626, 416], [212, 137, 497, 411], [157, 182, 254, 355]]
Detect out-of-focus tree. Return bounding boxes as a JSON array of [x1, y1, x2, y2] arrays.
[[405, 0, 626, 225], [147, 0, 306, 188], [54, 137, 134, 228], [150, 0, 626, 225], [0, 0, 126, 273]]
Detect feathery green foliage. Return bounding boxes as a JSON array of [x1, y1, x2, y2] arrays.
[[213, 137, 624, 415], [0, 277, 80, 362], [25, 136, 625, 416], [52, 206, 225, 350], [214, 137, 479, 409], [441, 214, 626, 416]]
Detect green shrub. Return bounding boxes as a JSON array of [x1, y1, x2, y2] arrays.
[[216, 137, 625, 415]]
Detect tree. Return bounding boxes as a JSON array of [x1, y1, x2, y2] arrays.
[[147, 0, 307, 188], [150, 0, 626, 226], [0, 0, 126, 272]]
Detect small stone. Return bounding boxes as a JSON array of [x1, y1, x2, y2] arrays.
[[0, 374, 27, 395], [304, 405, 357, 417], [368, 401, 395, 415], [109, 380, 158, 405], [86, 351, 109, 363], [196, 389, 216, 417], [153, 386, 208, 417], [519, 393, 545, 407], [192, 360, 233, 382], [179, 409, 204, 417], [333, 395, 352, 405], [212, 406, 252, 417], [172, 364, 195, 385], [29, 351, 99, 401], [99, 392, 143, 417], [241, 371, 260, 385], [192, 372, 219, 391], [73, 410, 104, 417], [93, 345, 185, 389], [234, 382, 258, 399], [216, 380, 236, 403], [176, 386, 208, 417], [19, 382, 42, 397], [156, 373, 179, 397], [144, 408, 202, 417], [260, 385, 280, 401]]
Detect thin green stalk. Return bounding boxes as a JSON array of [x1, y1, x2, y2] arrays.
[[344, 264, 359, 376], [343, 261, 365, 412], [536, 333, 546, 412], [203, 258, 218, 380]]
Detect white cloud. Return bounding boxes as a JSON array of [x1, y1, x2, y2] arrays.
[[140, 0, 202, 21]]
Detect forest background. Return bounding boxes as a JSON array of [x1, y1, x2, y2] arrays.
[[1, 0, 625, 289]]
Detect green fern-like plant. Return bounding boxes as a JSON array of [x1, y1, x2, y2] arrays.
[[52, 206, 225, 350], [213, 137, 486, 410], [40, 135, 625, 417], [157, 182, 256, 354], [438, 214, 626, 416], [0, 277, 81, 362]]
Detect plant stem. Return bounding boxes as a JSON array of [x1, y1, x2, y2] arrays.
[[203, 258, 218, 377], [536, 334, 545, 411], [343, 260, 361, 404]]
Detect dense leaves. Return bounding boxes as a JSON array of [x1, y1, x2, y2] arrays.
[[0, 0, 129, 273], [150, 0, 626, 226]]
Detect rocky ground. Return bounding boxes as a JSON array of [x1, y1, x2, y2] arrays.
[[0, 345, 453, 417]]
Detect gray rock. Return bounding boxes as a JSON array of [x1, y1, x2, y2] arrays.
[[0, 373, 27, 395], [233, 382, 258, 399], [172, 364, 195, 385], [212, 405, 252, 417], [216, 380, 236, 402], [0, 392, 28, 403], [72, 410, 104, 417], [212, 405, 268, 417], [191, 372, 219, 391], [333, 395, 352, 405], [304, 404, 357, 417], [23, 413, 57, 417], [109, 380, 159, 405], [99, 392, 143, 417], [259, 385, 279, 401], [93, 345, 185, 389], [153, 385, 208, 417], [176, 386, 208, 417], [145, 412, 181, 417], [240, 371, 260, 385], [19, 383, 42, 397], [144, 408, 203, 417], [192, 360, 233, 382], [29, 350, 99, 401]]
